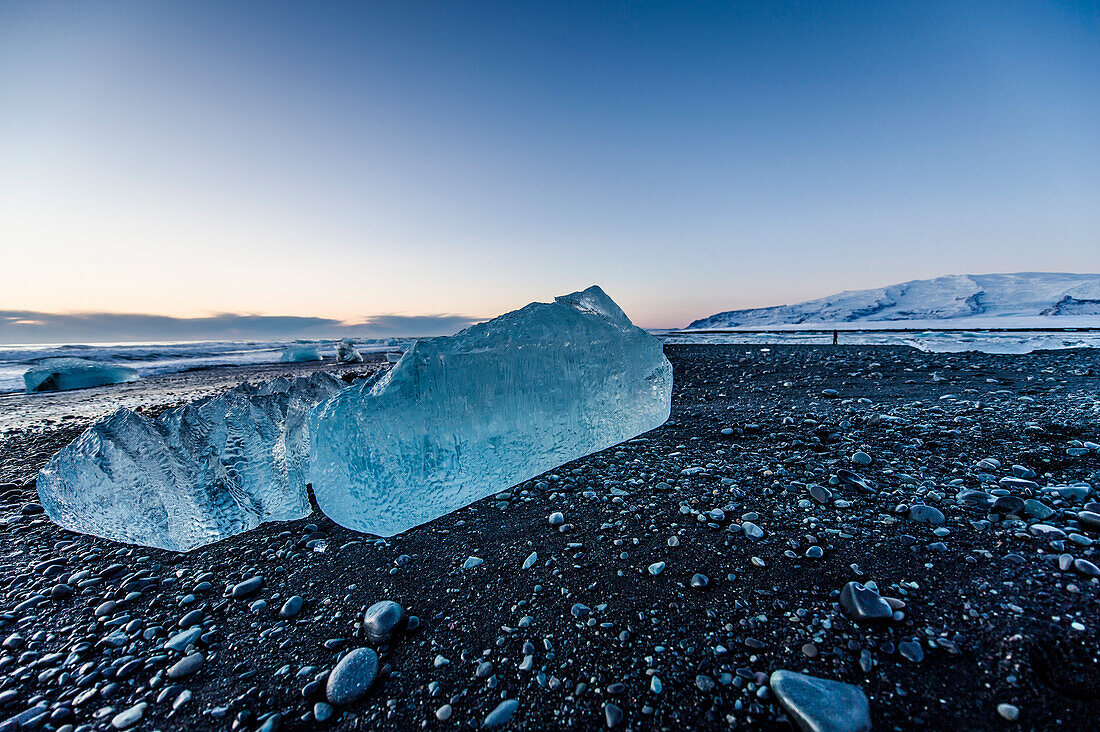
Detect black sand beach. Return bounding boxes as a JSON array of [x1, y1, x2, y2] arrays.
[[0, 345, 1098, 730]]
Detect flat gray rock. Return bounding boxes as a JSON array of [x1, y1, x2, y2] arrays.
[[770, 670, 871, 732]]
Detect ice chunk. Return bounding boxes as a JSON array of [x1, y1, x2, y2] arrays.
[[309, 286, 672, 536], [24, 357, 139, 393], [281, 344, 323, 362], [336, 339, 364, 363], [384, 351, 403, 363], [36, 371, 345, 551]]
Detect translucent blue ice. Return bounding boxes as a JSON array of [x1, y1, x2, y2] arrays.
[[309, 286, 672, 536], [336, 339, 364, 363], [281, 345, 323, 362], [24, 357, 139, 393], [37, 372, 345, 551]]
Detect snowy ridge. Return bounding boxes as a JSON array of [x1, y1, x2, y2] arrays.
[[687, 273, 1100, 329]]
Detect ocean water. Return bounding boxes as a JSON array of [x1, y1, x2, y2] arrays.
[[0, 339, 406, 393]]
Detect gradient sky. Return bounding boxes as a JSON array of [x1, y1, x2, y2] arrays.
[[2, 1, 1098, 337]]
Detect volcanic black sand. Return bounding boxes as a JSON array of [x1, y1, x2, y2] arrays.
[[0, 345, 1098, 731]]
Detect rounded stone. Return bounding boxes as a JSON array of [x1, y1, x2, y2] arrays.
[[50, 584, 74, 600], [909, 505, 945, 525], [770, 670, 871, 732], [743, 522, 764, 540], [839, 581, 893, 621], [363, 601, 407, 644], [898, 640, 924, 663], [111, 702, 147, 730], [313, 702, 333, 722], [167, 653, 203, 679], [178, 609, 203, 628], [836, 469, 875, 493], [326, 647, 379, 706], [230, 576, 263, 598], [279, 596, 305, 619], [604, 702, 623, 728], [991, 496, 1025, 515], [1073, 558, 1099, 578], [483, 699, 519, 727], [997, 703, 1020, 722], [1077, 510, 1100, 532]]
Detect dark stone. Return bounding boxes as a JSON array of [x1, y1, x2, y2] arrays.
[[770, 670, 871, 732], [1077, 511, 1100, 532], [999, 477, 1040, 491], [839, 582, 892, 621], [836, 470, 875, 494], [326, 648, 379, 705], [957, 489, 993, 509], [898, 640, 924, 663], [483, 699, 519, 727], [909, 505, 945, 525], [363, 601, 407, 644], [991, 496, 1025, 515], [279, 596, 305, 620], [230, 576, 263, 598], [604, 703, 623, 728]]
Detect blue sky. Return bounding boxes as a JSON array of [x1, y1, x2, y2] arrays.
[[1, 1, 1097, 338]]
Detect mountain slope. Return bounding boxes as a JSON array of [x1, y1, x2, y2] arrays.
[[687, 273, 1100, 329]]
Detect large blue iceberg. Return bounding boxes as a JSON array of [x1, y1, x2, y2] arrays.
[[37, 372, 345, 551], [309, 286, 672, 536], [24, 357, 139, 393], [36, 286, 671, 549]]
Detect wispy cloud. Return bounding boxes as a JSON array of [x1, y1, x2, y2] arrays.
[[0, 310, 480, 344]]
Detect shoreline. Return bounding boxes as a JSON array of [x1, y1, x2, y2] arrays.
[[0, 344, 1097, 730], [0, 359, 383, 435]]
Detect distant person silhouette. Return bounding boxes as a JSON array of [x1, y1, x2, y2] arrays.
[[832, 330, 838, 345]]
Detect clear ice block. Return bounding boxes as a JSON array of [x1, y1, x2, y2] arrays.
[[37, 372, 345, 551], [309, 286, 672, 536], [24, 357, 139, 393]]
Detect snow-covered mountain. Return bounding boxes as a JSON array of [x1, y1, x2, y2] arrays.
[[687, 273, 1100, 329]]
